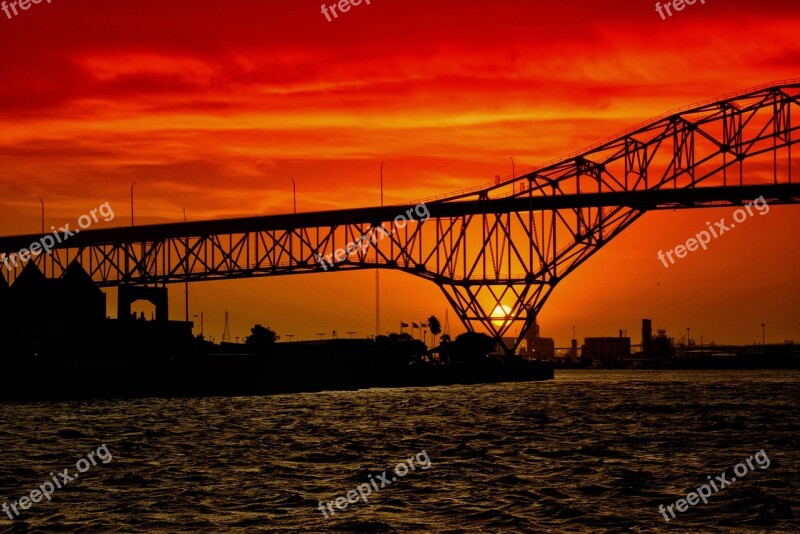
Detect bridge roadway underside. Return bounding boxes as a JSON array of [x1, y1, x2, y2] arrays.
[[0, 183, 798, 254]]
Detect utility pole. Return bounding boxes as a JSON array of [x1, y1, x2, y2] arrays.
[[183, 207, 189, 322], [222, 311, 231, 343], [376, 161, 384, 338]]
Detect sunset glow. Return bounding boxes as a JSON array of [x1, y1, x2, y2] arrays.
[[1, 0, 798, 345]]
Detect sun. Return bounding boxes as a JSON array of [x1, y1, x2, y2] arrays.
[[491, 304, 513, 329]]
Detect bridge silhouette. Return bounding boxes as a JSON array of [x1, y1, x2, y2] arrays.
[[1, 80, 799, 353]]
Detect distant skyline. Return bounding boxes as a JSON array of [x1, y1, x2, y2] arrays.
[[0, 1, 798, 346]]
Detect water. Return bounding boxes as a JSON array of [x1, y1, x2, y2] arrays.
[[0, 370, 798, 532]]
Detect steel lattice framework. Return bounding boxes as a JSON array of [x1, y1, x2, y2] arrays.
[[1, 80, 800, 352]]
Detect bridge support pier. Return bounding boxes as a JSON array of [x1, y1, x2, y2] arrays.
[[118, 284, 169, 321]]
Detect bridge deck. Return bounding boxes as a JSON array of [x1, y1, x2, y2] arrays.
[[1, 184, 797, 252]]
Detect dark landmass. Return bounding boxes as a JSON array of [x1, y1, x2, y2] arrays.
[[0, 320, 553, 402], [549, 346, 800, 370]]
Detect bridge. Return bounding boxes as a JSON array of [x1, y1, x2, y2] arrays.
[[1, 80, 799, 353]]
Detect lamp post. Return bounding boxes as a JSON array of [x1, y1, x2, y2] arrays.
[[376, 161, 384, 338], [510, 157, 515, 179], [183, 207, 190, 323], [38, 197, 44, 234], [130, 182, 136, 226], [686, 327, 691, 346], [290, 177, 297, 214], [761, 323, 766, 345]]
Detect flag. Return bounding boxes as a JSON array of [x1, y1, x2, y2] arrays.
[[412, 322, 419, 328], [401, 322, 409, 328]]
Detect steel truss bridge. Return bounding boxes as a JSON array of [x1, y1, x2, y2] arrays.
[[1, 80, 799, 353]]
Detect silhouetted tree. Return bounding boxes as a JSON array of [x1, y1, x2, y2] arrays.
[[374, 332, 427, 365], [246, 324, 279, 355], [439, 332, 495, 365], [427, 315, 441, 346]]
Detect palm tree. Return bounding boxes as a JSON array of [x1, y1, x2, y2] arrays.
[[427, 315, 442, 346]]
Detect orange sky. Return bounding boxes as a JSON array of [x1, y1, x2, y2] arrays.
[[1, 0, 798, 346]]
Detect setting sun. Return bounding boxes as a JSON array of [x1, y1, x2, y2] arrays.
[[491, 304, 513, 329]]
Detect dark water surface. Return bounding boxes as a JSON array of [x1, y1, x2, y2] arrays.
[[1, 370, 798, 533]]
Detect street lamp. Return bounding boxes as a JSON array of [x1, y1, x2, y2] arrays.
[[130, 182, 137, 226], [376, 161, 384, 339], [183, 207, 190, 322], [38, 197, 44, 234], [290, 177, 297, 214], [761, 323, 766, 345], [510, 157, 515, 179], [686, 327, 691, 346]]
